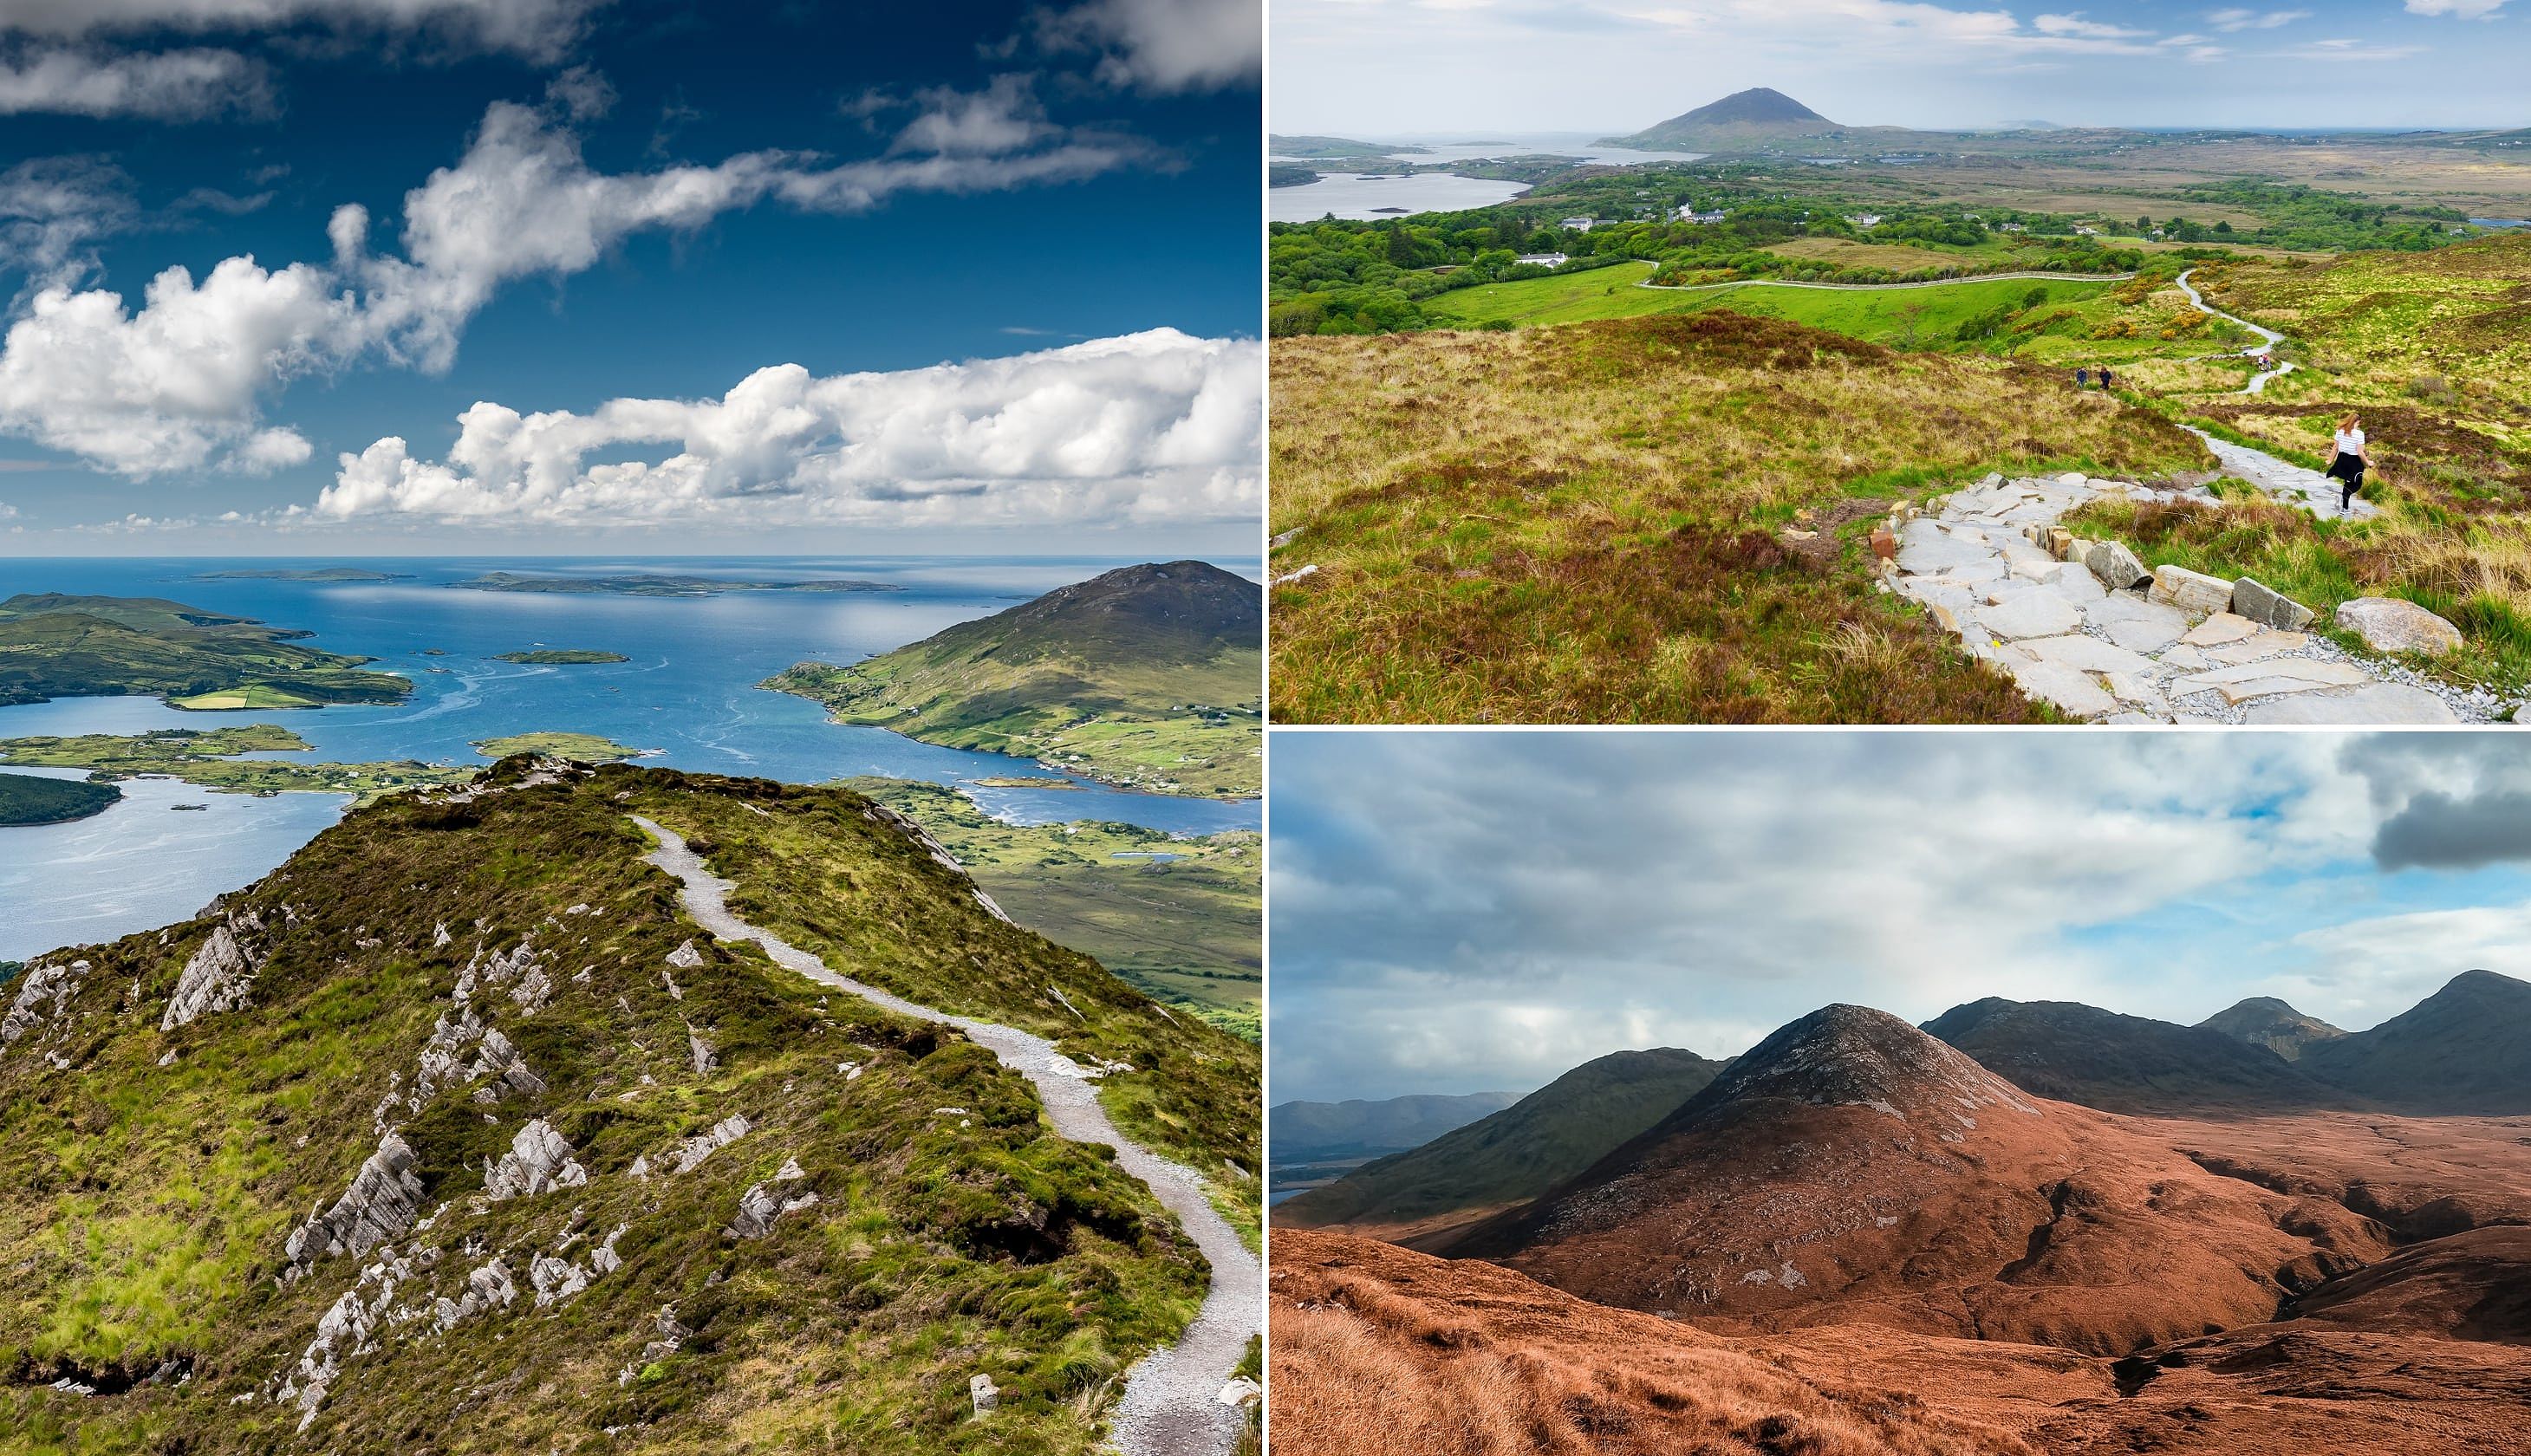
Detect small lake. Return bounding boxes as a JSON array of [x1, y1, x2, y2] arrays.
[[0, 556, 1259, 963], [1271, 133, 1707, 223], [2469, 218, 2530, 230]]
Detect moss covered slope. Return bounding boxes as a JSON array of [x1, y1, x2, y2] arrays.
[[0, 758, 1256, 1454]]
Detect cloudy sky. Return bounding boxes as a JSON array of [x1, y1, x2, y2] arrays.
[[1271, 731, 2531, 1104], [0, 0, 1260, 555], [1272, 0, 2531, 135]]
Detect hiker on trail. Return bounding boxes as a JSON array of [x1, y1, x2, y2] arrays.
[[2075, 367, 2091, 388], [2098, 365, 2115, 390], [2326, 412, 2371, 510]]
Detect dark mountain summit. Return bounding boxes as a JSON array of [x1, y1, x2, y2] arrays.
[[1603, 88, 1851, 149], [2296, 970, 2531, 1115], [929, 560, 1261, 670], [1275, 1048, 1723, 1238], [2199, 996, 2348, 1062], [1924, 997, 2357, 1115], [1669, 87, 1830, 127]]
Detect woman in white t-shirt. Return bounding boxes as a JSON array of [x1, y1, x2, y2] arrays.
[[2325, 413, 2369, 510]]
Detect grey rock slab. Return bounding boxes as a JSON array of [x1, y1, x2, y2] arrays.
[[2199, 631, 2310, 666], [2158, 643, 2210, 672], [2239, 682, 2462, 725], [2172, 659, 2373, 705], [2086, 595, 2189, 654], [2335, 596, 2463, 656], [2231, 577, 2316, 632], [2180, 612, 2259, 647], [2019, 634, 2160, 676], [2149, 564, 2235, 621], [2040, 569, 2106, 605], [1898, 536, 1996, 575], [2007, 659, 2118, 718], [2085, 540, 2150, 590], [2104, 672, 2169, 712], [1976, 593, 2085, 640]]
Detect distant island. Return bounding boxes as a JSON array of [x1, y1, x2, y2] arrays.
[[450, 573, 900, 597], [765, 560, 1262, 799], [0, 772, 122, 826], [470, 731, 644, 762], [188, 568, 413, 583], [0, 725, 469, 805], [492, 649, 630, 665], [1272, 133, 1431, 161], [0, 594, 412, 711]]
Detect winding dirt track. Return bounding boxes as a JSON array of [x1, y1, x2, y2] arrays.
[[631, 816, 1258, 1456]]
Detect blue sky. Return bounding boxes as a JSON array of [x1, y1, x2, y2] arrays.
[[1272, 0, 2531, 135], [0, 0, 1261, 555], [1270, 731, 2531, 1104]]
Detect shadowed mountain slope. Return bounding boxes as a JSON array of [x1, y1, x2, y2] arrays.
[[2296, 970, 2531, 1115], [1276, 1049, 1723, 1239], [1924, 997, 2358, 1114]]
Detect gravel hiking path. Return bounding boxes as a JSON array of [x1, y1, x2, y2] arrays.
[[1888, 474, 2496, 724], [632, 816, 1259, 1456], [2176, 267, 2295, 393]]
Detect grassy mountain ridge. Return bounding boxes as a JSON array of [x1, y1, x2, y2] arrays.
[[1270, 1091, 1517, 1162], [2198, 996, 2348, 1062], [0, 595, 412, 711], [1275, 1048, 1722, 1238], [2296, 970, 2531, 1115], [0, 758, 1255, 1452], [766, 562, 1262, 799]]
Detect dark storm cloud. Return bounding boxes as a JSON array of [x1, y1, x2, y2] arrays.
[[2374, 789, 2531, 871]]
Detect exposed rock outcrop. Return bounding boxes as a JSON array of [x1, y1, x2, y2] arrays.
[[163, 913, 264, 1030], [286, 1133, 426, 1265], [482, 1119, 589, 1201]]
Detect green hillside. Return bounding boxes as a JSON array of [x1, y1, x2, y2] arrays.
[[0, 594, 411, 710], [0, 759, 1258, 1453], [1274, 1049, 1723, 1235], [766, 562, 1262, 798]]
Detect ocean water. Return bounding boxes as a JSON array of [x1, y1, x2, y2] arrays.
[[0, 556, 1259, 962], [1271, 133, 1708, 222]]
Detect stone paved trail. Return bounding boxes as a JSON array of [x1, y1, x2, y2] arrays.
[[1888, 473, 2493, 724], [632, 816, 1259, 1456], [2176, 267, 2298, 394]]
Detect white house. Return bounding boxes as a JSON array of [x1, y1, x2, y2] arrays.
[[1559, 216, 1595, 231], [1846, 212, 1884, 229], [1676, 204, 1727, 224], [1513, 252, 1569, 267]]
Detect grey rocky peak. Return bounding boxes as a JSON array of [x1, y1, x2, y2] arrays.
[[481, 1118, 589, 1201], [2, 959, 87, 1050], [286, 1133, 426, 1265]]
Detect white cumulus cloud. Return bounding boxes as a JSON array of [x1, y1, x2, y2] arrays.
[[2404, 0, 2507, 16], [316, 329, 1261, 529], [1036, 0, 1263, 92], [0, 81, 1151, 478], [0, 44, 270, 120]]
